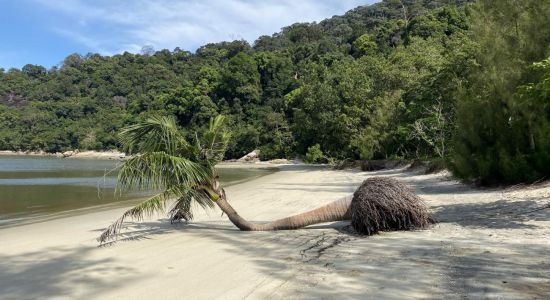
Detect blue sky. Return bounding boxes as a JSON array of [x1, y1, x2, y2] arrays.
[[0, 0, 376, 70]]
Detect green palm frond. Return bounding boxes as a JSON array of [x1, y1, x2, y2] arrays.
[[99, 191, 171, 243], [198, 115, 231, 166], [116, 152, 212, 192], [169, 196, 194, 223], [119, 116, 192, 156], [99, 185, 214, 243], [168, 188, 212, 223], [100, 114, 230, 243]]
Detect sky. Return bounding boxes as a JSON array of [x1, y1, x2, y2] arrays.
[[0, 0, 377, 70]]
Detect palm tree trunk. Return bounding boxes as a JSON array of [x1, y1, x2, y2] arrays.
[[215, 192, 352, 231]]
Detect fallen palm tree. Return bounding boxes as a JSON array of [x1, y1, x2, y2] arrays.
[[99, 116, 433, 243], [213, 177, 433, 234]]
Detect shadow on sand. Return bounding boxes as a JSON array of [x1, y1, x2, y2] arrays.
[[1, 166, 548, 299]]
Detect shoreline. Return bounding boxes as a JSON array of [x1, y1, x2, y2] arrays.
[[1, 165, 548, 299], [0, 150, 127, 160], [0, 150, 306, 165], [0, 163, 283, 229]]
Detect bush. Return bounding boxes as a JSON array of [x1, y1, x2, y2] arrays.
[[449, 1, 550, 184], [304, 144, 327, 163]]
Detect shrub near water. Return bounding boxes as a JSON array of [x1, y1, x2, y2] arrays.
[[304, 144, 326, 164]]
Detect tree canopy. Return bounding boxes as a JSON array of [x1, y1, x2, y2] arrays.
[[1, 0, 549, 184]]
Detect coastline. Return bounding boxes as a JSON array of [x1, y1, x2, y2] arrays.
[[0, 165, 548, 299], [0, 161, 280, 229], [0, 150, 127, 160], [0, 150, 305, 165]]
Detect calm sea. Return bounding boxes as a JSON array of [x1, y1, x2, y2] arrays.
[[0, 156, 275, 227]]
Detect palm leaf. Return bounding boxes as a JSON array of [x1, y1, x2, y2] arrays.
[[168, 185, 215, 210], [198, 115, 231, 166], [169, 196, 194, 223], [99, 191, 171, 243], [168, 188, 212, 223], [120, 116, 192, 156], [116, 152, 212, 192], [99, 114, 230, 244], [99, 185, 215, 243]]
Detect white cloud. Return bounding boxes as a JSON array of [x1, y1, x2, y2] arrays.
[[30, 0, 374, 55], [52, 28, 114, 55]]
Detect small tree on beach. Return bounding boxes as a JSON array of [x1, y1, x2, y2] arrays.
[[100, 115, 433, 243]]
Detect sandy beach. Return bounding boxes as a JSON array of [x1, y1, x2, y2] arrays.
[[0, 165, 548, 299]]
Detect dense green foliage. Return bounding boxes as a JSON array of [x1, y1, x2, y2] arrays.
[[449, 0, 550, 184], [0, 0, 471, 158], [100, 115, 231, 242], [304, 144, 327, 164], [1, 0, 548, 184]]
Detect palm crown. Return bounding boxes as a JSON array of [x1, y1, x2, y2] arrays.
[[99, 115, 230, 243]]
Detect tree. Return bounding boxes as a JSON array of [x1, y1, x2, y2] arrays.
[[100, 116, 432, 243], [219, 52, 261, 107], [140, 45, 155, 56], [409, 99, 450, 158], [304, 144, 326, 163], [352, 33, 378, 57], [0, 0, 476, 161], [21, 64, 47, 79], [99, 115, 231, 241], [449, 0, 550, 183]]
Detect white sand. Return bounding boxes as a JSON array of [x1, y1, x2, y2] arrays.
[[0, 165, 549, 299]]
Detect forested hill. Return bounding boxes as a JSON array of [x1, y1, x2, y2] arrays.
[[1, 0, 549, 184]]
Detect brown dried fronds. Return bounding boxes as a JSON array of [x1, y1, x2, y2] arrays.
[[350, 177, 434, 235]]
